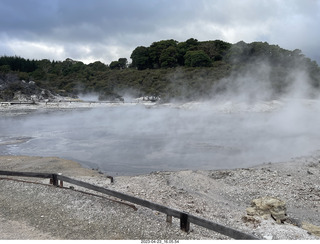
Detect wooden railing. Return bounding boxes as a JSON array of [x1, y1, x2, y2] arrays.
[[0, 170, 260, 240]]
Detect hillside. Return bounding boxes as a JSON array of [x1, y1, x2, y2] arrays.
[[1, 39, 320, 102]]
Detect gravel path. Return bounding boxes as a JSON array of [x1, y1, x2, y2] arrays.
[[0, 154, 320, 240]]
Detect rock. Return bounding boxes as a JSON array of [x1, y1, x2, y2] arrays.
[[0, 73, 64, 102], [241, 215, 261, 228], [246, 196, 287, 223], [301, 222, 320, 237], [263, 235, 273, 240], [13, 91, 28, 101], [210, 170, 233, 179]]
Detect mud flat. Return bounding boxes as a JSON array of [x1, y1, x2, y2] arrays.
[[0, 99, 287, 117], [0, 154, 320, 240], [0, 101, 154, 114]]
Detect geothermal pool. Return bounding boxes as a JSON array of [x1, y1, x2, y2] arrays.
[[1, 100, 320, 175]]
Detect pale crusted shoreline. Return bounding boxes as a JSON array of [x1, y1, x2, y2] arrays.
[[0, 154, 320, 240]]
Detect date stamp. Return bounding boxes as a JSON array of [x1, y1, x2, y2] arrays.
[[141, 240, 179, 244]]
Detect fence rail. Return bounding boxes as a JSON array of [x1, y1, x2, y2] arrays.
[[0, 170, 260, 240]]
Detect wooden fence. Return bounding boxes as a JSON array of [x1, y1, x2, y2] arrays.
[[0, 170, 260, 240]]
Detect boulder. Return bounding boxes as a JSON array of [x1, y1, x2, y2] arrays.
[[246, 196, 287, 223], [301, 222, 320, 237]]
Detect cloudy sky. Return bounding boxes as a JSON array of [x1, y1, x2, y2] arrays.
[[0, 0, 319, 65]]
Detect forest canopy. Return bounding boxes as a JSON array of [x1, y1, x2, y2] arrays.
[[1, 39, 320, 101]]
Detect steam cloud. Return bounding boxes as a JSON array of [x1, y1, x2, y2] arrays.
[[1, 61, 320, 175]]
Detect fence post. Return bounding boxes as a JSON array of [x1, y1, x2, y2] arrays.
[[107, 176, 114, 183], [52, 174, 59, 186], [58, 173, 63, 187], [180, 213, 190, 232]]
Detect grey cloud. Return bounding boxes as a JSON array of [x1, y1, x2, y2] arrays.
[[1, 0, 155, 41], [0, 0, 319, 64]]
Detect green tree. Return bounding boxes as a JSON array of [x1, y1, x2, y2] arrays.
[[199, 40, 231, 61], [109, 61, 120, 70], [185, 38, 199, 50], [130, 46, 150, 70], [184, 50, 212, 67], [225, 41, 250, 63], [176, 38, 199, 66], [88, 61, 108, 71], [0, 56, 37, 72], [159, 46, 179, 68], [176, 42, 188, 65], [148, 39, 178, 68], [118, 58, 128, 69], [0, 65, 11, 73]]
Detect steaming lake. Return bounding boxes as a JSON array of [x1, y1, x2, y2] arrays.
[[1, 100, 320, 175]]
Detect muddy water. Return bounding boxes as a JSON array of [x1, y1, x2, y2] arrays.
[[1, 101, 320, 175]]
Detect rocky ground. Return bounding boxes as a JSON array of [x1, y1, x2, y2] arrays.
[[0, 154, 320, 240]]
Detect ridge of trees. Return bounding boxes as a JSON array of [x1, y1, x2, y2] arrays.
[[1, 38, 320, 101]]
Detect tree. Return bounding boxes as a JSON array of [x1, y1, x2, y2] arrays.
[[225, 41, 250, 63], [159, 46, 178, 68], [199, 40, 231, 61], [148, 39, 178, 68], [176, 38, 200, 66], [110, 58, 128, 70], [37, 59, 52, 73], [118, 58, 128, 69], [88, 61, 108, 71], [184, 50, 212, 67], [176, 42, 188, 65], [109, 61, 120, 70], [0, 56, 37, 73], [0, 65, 11, 73], [130, 46, 150, 70], [185, 38, 199, 50]]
